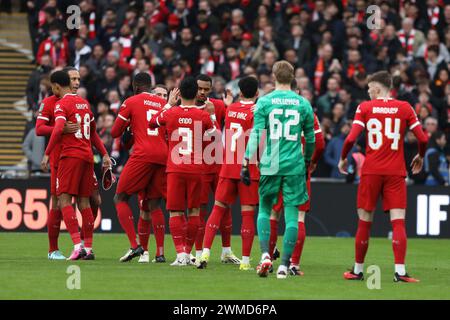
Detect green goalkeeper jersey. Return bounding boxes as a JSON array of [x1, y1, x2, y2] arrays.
[[245, 89, 315, 176]]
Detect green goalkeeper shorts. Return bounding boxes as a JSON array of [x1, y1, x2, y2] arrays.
[[258, 174, 308, 207]]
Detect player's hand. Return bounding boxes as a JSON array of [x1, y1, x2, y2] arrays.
[[309, 161, 317, 174], [168, 88, 180, 106], [241, 158, 251, 186], [338, 158, 348, 175], [411, 154, 424, 175], [63, 121, 80, 134], [41, 155, 50, 172], [103, 154, 112, 169], [223, 89, 233, 107], [205, 99, 215, 115]]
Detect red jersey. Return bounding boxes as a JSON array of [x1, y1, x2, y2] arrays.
[[150, 105, 215, 174], [352, 98, 421, 176], [220, 100, 259, 180], [117, 92, 168, 165], [201, 98, 226, 174], [37, 95, 62, 167], [53, 94, 95, 162]]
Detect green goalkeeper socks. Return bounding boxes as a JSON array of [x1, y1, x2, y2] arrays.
[[281, 205, 299, 266], [257, 198, 272, 255]]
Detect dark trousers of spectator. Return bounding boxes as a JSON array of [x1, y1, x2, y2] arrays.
[[0, 0, 12, 13]]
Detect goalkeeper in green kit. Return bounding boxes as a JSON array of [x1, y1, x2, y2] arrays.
[[241, 61, 315, 279]]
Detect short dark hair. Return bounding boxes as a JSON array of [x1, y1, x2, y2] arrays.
[[152, 84, 168, 92], [432, 131, 445, 141], [179, 76, 198, 100], [196, 74, 212, 85], [133, 72, 152, 88], [62, 66, 78, 74], [428, 44, 440, 55], [367, 71, 392, 89], [238, 76, 259, 98], [50, 71, 70, 87]]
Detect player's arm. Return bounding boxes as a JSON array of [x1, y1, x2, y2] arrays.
[[204, 100, 221, 135], [111, 102, 130, 138], [302, 102, 316, 167], [339, 105, 365, 174], [41, 117, 65, 172], [90, 119, 112, 168], [407, 105, 429, 174], [310, 117, 325, 171], [149, 89, 179, 129]]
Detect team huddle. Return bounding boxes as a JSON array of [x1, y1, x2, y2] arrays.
[[37, 61, 428, 281]]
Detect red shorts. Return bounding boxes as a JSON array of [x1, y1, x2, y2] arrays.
[[93, 172, 99, 191], [166, 172, 202, 211], [50, 165, 58, 195], [272, 177, 311, 212], [200, 173, 219, 205], [116, 157, 166, 199], [215, 177, 259, 206], [57, 157, 94, 197], [357, 175, 407, 212]]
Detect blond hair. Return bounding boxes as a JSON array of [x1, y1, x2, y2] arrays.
[[272, 60, 294, 84]]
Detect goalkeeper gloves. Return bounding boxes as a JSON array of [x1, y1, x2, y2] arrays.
[[240, 158, 251, 186]]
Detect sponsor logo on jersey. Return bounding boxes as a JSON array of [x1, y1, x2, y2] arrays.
[[372, 107, 398, 114]]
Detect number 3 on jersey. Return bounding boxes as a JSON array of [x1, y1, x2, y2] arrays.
[[367, 118, 400, 150], [75, 113, 90, 139]]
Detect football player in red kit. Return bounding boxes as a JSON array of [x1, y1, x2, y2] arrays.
[[149, 76, 218, 266], [36, 67, 101, 260], [111, 73, 169, 263], [193, 74, 240, 264], [338, 71, 428, 282], [268, 80, 325, 276], [197, 76, 260, 270], [41, 71, 111, 260]]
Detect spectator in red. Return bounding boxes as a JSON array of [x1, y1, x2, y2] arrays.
[[36, 23, 69, 67]]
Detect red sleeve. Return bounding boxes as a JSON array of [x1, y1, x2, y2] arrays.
[[111, 117, 129, 138], [405, 103, 428, 157], [149, 108, 169, 128], [311, 130, 325, 163], [45, 118, 65, 155], [35, 118, 54, 136], [90, 120, 107, 156], [340, 121, 364, 160]]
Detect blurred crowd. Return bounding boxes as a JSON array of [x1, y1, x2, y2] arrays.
[[20, 0, 449, 185]]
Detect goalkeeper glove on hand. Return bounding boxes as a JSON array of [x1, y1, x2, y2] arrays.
[[241, 159, 251, 186]]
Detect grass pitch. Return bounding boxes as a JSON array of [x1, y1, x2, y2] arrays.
[[0, 232, 449, 300]]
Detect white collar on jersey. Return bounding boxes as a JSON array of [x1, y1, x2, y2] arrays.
[[376, 97, 393, 102], [180, 105, 204, 109], [63, 93, 77, 98], [239, 100, 254, 104]]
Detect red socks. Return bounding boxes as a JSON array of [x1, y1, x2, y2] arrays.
[[185, 215, 200, 254], [80, 208, 94, 248], [391, 219, 407, 264], [81, 202, 98, 241], [47, 208, 62, 252], [203, 205, 228, 249], [169, 215, 186, 254], [220, 208, 232, 247], [291, 221, 306, 266], [241, 210, 255, 257], [138, 217, 151, 251], [151, 209, 165, 256], [195, 208, 208, 251], [116, 201, 138, 248], [61, 205, 81, 245], [269, 219, 278, 259], [355, 219, 372, 264]]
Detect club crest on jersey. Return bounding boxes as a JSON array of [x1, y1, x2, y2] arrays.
[[55, 104, 63, 112]]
